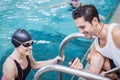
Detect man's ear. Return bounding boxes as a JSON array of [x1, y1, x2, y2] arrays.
[[92, 17, 98, 27]]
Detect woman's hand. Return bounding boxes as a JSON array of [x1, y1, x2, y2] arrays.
[[55, 56, 65, 62], [69, 57, 83, 70]]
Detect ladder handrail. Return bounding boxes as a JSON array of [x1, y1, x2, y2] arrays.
[[57, 33, 95, 80], [58, 33, 91, 58], [33, 33, 119, 80], [33, 64, 110, 80], [104, 67, 120, 74]]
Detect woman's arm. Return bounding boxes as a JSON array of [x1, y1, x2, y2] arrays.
[[36, 1, 71, 9], [47, 1, 71, 8], [29, 53, 64, 69]]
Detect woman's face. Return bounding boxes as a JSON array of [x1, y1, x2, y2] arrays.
[[71, 1, 79, 8], [17, 40, 33, 55]]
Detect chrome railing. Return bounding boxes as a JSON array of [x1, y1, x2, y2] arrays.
[[33, 33, 119, 80], [104, 67, 120, 74], [57, 33, 95, 80], [58, 33, 88, 58], [33, 64, 110, 80]]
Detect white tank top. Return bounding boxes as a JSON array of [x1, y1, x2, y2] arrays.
[[94, 23, 120, 67]]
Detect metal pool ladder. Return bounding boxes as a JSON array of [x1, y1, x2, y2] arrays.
[[57, 33, 95, 80], [33, 33, 110, 80], [33, 64, 110, 80]]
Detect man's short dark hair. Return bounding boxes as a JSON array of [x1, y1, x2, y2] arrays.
[[72, 4, 100, 23]]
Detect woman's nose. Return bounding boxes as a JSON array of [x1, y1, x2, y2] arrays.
[[28, 45, 32, 49]]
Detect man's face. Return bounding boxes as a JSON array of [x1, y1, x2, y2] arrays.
[[75, 17, 96, 38]]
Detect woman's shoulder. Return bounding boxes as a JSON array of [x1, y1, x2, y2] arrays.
[[2, 57, 17, 79], [3, 56, 16, 71]]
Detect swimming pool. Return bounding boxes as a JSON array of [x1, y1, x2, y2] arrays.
[[0, 0, 119, 80]]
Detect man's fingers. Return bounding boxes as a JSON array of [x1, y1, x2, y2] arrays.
[[69, 61, 72, 65], [69, 57, 83, 70]]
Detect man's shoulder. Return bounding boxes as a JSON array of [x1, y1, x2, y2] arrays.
[[112, 23, 120, 32]]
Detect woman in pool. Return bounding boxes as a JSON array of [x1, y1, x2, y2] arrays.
[[2, 29, 64, 80], [71, 0, 81, 8], [39, 0, 81, 9]]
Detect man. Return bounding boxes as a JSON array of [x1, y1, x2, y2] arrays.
[[69, 4, 120, 79]]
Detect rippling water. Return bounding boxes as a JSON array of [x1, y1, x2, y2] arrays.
[[0, 0, 119, 79]]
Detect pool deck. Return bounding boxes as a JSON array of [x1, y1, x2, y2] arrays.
[[110, 4, 120, 23]]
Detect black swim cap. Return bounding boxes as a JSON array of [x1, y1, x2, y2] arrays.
[[11, 28, 32, 47]]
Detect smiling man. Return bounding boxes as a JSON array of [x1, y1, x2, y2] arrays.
[[69, 4, 120, 79]]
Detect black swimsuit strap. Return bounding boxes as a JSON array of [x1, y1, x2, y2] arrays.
[[14, 56, 31, 80]]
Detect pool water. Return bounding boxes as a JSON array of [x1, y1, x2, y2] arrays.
[[0, 0, 119, 80]]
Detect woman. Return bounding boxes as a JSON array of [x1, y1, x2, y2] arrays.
[[2, 29, 64, 80], [38, 0, 81, 9], [70, 0, 80, 9]]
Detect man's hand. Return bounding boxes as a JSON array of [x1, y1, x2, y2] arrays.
[[69, 57, 83, 70]]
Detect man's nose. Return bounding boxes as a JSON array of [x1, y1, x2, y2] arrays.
[[79, 29, 84, 34]]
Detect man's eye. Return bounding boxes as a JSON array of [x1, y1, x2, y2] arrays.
[[80, 26, 85, 29]]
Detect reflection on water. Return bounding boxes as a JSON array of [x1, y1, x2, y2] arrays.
[[0, 0, 119, 79]]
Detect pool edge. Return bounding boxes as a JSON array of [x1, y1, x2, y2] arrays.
[[110, 4, 120, 23]]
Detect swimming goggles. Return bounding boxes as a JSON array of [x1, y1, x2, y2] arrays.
[[12, 38, 34, 47], [71, 0, 79, 2]]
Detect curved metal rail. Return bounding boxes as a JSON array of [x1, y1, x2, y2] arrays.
[[33, 33, 118, 80], [57, 33, 95, 80], [58, 33, 94, 64], [33, 64, 110, 80], [58, 33, 85, 58]]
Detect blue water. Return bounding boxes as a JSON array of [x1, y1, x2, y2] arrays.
[[0, 0, 119, 80]]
